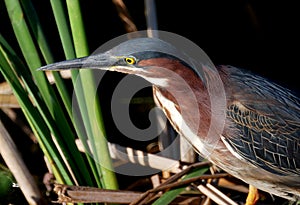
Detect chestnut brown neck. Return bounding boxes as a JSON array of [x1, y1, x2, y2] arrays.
[[138, 58, 213, 138]]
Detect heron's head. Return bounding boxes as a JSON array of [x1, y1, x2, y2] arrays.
[[39, 38, 199, 87]]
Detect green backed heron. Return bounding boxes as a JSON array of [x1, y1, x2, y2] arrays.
[[39, 37, 300, 204]]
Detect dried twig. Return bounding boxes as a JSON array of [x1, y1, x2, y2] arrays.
[[144, 0, 158, 38], [53, 184, 142, 204], [1, 108, 37, 142], [0, 71, 71, 108], [0, 120, 45, 205], [198, 183, 239, 205], [76, 140, 182, 173], [112, 0, 138, 33]]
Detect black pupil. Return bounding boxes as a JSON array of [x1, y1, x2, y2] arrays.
[[127, 58, 133, 63]]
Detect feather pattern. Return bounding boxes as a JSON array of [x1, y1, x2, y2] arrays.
[[219, 65, 300, 175]]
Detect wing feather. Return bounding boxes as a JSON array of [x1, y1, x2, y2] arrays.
[[220, 65, 300, 175]]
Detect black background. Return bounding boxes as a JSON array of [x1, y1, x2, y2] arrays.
[[1, 0, 299, 91]]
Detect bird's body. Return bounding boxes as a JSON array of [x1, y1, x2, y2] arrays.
[[152, 63, 300, 200], [40, 37, 300, 202]]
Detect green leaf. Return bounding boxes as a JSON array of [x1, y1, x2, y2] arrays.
[[152, 166, 209, 205]]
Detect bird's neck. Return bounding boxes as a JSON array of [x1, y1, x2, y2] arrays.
[[139, 58, 218, 141]]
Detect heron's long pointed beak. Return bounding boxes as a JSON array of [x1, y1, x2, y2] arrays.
[[38, 52, 116, 71]]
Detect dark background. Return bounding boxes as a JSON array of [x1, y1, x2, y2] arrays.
[[1, 0, 299, 91], [88, 0, 299, 92]]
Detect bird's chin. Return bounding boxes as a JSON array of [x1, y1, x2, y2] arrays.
[[106, 66, 144, 75]]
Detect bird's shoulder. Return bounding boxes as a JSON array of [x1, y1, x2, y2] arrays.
[[219, 65, 300, 123], [218, 65, 300, 175]]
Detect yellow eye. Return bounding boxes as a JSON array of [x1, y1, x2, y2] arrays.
[[125, 57, 136, 65]]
